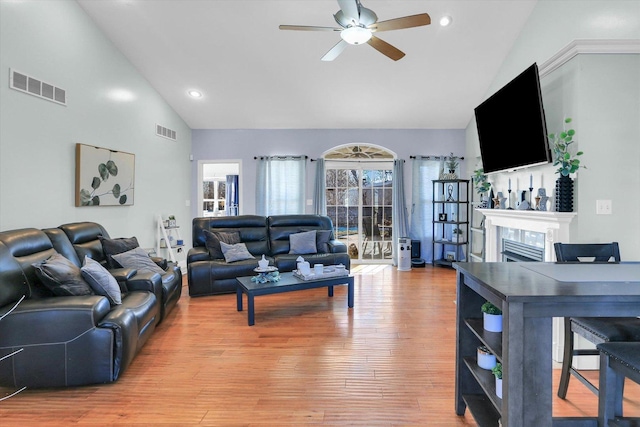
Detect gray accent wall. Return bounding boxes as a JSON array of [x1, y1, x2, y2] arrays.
[[465, 0, 640, 259], [191, 129, 466, 218], [0, 1, 192, 256]]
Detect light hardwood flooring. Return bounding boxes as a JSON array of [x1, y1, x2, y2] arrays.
[[1, 265, 639, 425]]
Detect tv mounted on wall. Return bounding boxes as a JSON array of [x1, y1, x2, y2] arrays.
[[474, 63, 550, 174]]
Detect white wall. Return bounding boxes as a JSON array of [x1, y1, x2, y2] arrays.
[[0, 1, 192, 257], [191, 128, 466, 220], [465, 0, 640, 259]]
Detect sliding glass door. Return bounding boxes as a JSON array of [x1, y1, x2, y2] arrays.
[[325, 161, 393, 263]]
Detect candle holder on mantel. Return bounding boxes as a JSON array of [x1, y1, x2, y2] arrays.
[[507, 189, 513, 210], [528, 187, 535, 210]]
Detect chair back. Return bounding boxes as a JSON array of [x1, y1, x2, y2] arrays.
[[554, 242, 620, 263], [362, 216, 381, 238]]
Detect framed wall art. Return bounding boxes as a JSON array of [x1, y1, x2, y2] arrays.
[[75, 143, 135, 206]]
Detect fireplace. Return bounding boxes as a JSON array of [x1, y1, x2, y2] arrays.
[[479, 209, 576, 263], [502, 239, 545, 262]]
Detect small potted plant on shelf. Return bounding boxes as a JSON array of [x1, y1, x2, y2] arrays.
[[492, 362, 503, 399], [481, 300, 502, 332], [440, 152, 459, 180]]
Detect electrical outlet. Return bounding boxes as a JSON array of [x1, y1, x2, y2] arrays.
[[596, 200, 612, 215]]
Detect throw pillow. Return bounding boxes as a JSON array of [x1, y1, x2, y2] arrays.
[[81, 256, 122, 305], [203, 230, 241, 259], [111, 247, 166, 276], [32, 253, 94, 297], [99, 235, 140, 269], [289, 230, 318, 255], [220, 241, 254, 263], [316, 230, 332, 253]]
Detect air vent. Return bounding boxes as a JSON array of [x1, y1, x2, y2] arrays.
[[9, 68, 66, 106], [156, 124, 177, 141]]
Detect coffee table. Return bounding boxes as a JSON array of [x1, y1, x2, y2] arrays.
[[236, 271, 354, 326]]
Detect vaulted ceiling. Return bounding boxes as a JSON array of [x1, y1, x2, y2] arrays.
[[77, 0, 537, 130]]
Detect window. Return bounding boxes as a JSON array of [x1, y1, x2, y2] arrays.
[[256, 157, 306, 215]]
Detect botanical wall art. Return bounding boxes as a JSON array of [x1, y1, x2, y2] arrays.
[[75, 143, 135, 206]]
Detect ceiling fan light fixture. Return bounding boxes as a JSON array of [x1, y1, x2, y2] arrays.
[[340, 26, 372, 45]]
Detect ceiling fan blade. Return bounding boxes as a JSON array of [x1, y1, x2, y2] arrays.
[[337, 0, 360, 22], [321, 40, 348, 61], [279, 25, 341, 32], [367, 36, 405, 61], [372, 13, 431, 32]]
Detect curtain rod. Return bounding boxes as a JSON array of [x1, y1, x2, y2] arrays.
[[310, 158, 404, 162], [409, 155, 465, 160], [254, 155, 308, 160]]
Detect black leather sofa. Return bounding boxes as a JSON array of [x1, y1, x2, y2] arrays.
[[187, 215, 350, 297], [0, 222, 182, 389]]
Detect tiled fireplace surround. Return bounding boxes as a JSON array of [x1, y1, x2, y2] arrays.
[[477, 209, 597, 366]]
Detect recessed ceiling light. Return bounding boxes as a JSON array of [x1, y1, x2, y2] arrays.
[[440, 15, 452, 27], [188, 90, 202, 98]]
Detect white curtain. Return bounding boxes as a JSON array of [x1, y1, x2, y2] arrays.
[[313, 158, 326, 215], [391, 159, 409, 265], [410, 157, 442, 263], [255, 157, 306, 215]]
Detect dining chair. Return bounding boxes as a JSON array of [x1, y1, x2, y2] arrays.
[[362, 216, 383, 256], [597, 342, 640, 426], [554, 242, 640, 401]]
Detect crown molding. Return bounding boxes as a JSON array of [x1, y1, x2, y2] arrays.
[[539, 39, 640, 78]]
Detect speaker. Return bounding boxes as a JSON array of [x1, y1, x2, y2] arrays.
[[411, 240, 421, 259]]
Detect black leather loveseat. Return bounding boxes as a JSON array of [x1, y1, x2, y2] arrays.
[[187, 215, 350, 297], [0, 222, 181, 389]]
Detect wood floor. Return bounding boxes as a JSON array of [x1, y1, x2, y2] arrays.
[[1, 265, 639, 426]]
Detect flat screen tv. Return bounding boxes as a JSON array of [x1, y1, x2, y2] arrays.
[[474, 63, 550, 174]]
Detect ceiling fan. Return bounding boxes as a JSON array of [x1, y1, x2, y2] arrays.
[[279, 0, 431, 61]]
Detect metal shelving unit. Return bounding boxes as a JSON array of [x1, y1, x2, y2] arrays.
[[432, 179, 469, 267]]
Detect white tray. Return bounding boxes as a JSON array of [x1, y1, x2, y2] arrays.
[[292, 269, 349, 281]]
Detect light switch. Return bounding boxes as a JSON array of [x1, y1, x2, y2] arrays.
[[596, 200, 612, 215]]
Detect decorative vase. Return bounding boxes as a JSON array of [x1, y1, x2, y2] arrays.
[[477, 345, 497, 370], [483, 312, 503, 333], [495, 377, 503, 399], [555, 175, 574, 212]]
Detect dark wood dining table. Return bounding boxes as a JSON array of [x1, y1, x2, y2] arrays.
[[454, 261, 640, 427]]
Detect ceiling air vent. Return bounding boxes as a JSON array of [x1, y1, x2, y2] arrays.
[[156, 124, 177, 141], [9, 68, 67, 106]]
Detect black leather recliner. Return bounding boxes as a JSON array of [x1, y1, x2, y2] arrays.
[[57, 221, 182, 323], [0, 228, 158, 388]]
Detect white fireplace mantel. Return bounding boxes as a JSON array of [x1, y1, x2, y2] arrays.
[[479, 209, 577, 262]]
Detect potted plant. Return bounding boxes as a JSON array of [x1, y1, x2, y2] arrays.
[[473, 168, 491, 194], [452, 227, 464, 242], [548, 117, 585, 212], [481, 300, 502, 332], [440, 152, 459, 180], [492, 362, 503, 398]]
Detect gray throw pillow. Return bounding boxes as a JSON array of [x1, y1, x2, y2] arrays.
[[81, 256, 122, 305], [32, 252, 94, 297], [111, 247, 166, 276], [203, 230, 241, 259], [316, 230, 332, 253], [220, 241, 254, 263], [99, 235, 139, 269], [289, 230, 318, 254]]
